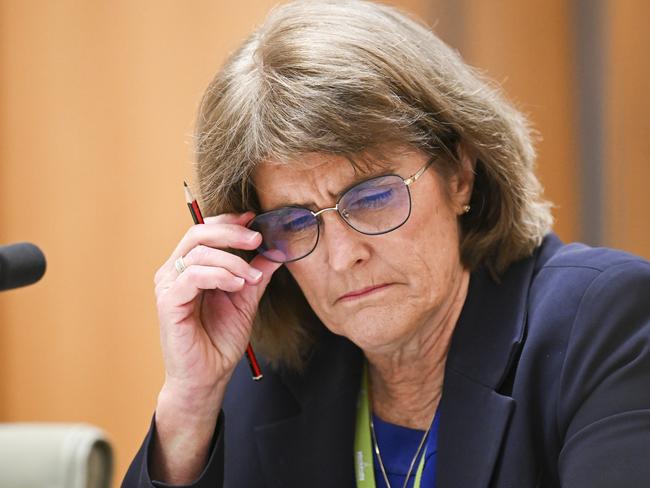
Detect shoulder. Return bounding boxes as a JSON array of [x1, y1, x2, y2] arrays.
[[510, 237, 650, 402], [521, 236, 650, 422], [526, 236, 650, 424], [541, 237, 648, 273], [523, 237, 649, 350], [526, 236, 650, 354], [523, 239, 650, 484], [529, 235, 650, 348], [507, 237, 650, 482], [529, 235, 650, 314]]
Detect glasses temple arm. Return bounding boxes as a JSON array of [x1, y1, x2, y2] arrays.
[[404, 157, 435, 186]]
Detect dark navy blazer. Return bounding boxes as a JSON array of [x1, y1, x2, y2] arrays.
[[123, 234, 650, 487]]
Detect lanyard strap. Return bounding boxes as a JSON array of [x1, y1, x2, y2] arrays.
[[354, 363, 427, 488]]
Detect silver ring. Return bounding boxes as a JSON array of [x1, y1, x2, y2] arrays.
[[174, 256, 187, 274]]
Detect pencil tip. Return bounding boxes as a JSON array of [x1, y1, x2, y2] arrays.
[[184, 181, 194, 203], [183, 181, 188, 187]]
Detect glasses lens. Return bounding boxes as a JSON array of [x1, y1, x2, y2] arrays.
[[338, 175, 411, 234], [248, 207, 318, 262]]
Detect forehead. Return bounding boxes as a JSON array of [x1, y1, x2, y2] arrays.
[[251, 149, 426, 210]]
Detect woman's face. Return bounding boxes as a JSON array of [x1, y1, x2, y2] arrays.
[[253, 148, 474, 354]]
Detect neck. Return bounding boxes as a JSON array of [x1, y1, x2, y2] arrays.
[[364, 268, 469, 430]]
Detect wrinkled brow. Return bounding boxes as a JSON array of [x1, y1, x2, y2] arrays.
[[267, 162, 398, 211]]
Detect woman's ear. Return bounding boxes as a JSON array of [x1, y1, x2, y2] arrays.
[[449, 143, 477, 213]]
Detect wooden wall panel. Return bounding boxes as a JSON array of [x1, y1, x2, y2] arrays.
[[0, 1, 279, 484], [456, 0, 580, 243], [604, 0, 650, 257]]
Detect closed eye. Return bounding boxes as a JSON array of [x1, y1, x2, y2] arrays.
[[347, 189, 394, 210], [282, 214, 317, 232]]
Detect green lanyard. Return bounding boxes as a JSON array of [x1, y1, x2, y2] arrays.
[[354, 363, 427, 488]]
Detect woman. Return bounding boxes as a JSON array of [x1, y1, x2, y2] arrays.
[[123, 1, 650, 487]]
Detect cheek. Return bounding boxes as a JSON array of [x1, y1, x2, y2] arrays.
[[408, 198, 458, 251], [401, 202, 462, 289]]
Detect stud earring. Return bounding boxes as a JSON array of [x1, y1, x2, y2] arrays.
[[462, 204, 471, 214]]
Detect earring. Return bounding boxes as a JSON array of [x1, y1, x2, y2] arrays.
[[462, 204, 471, 214]]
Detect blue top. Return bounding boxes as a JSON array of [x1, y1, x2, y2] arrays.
[[372, 411, 439, 488]]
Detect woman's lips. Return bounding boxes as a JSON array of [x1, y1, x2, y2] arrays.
[[337, 283, 392, 302]]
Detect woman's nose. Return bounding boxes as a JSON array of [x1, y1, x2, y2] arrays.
[[317, 210, 371, 271]]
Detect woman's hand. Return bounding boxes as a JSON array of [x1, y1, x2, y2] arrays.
[[151, 211, 281, 484], [155, 211, 280, 397]]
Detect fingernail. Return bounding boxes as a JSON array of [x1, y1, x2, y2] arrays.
[[247, 232, 261, 242], [249, 268, 263, 281]]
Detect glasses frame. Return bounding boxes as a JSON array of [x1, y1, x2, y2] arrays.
[[251, 156, 435, 263]]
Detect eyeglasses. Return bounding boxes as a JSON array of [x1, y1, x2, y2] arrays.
[[248, 158, 435, 263]]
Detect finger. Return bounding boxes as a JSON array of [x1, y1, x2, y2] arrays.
[[183, 245, 264, 284], [203, 211, 255, 226], [157, 240, 261, 290], [154, 213, 257, 287], [164, 265, 246, 307], [171, 224, 262, 263], [232, 255, 284, 308]]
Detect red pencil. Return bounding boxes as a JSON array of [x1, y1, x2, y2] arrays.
[[183, 181, 264, 381]]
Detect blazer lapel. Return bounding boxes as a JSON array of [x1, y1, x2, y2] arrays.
[[437, 370, 516, 488], [254, 330, 364, 488], [437, 249, 539, 488]]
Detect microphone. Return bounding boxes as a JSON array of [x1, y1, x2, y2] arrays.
[[0, 242, 47, 291]]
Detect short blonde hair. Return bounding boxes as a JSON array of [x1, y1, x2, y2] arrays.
[[193, 0, 553, 370]]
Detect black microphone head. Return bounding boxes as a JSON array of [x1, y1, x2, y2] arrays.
[[0, 242, 47, 291]]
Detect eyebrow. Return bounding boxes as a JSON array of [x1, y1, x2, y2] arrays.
[[271, 164, 398, 210]]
